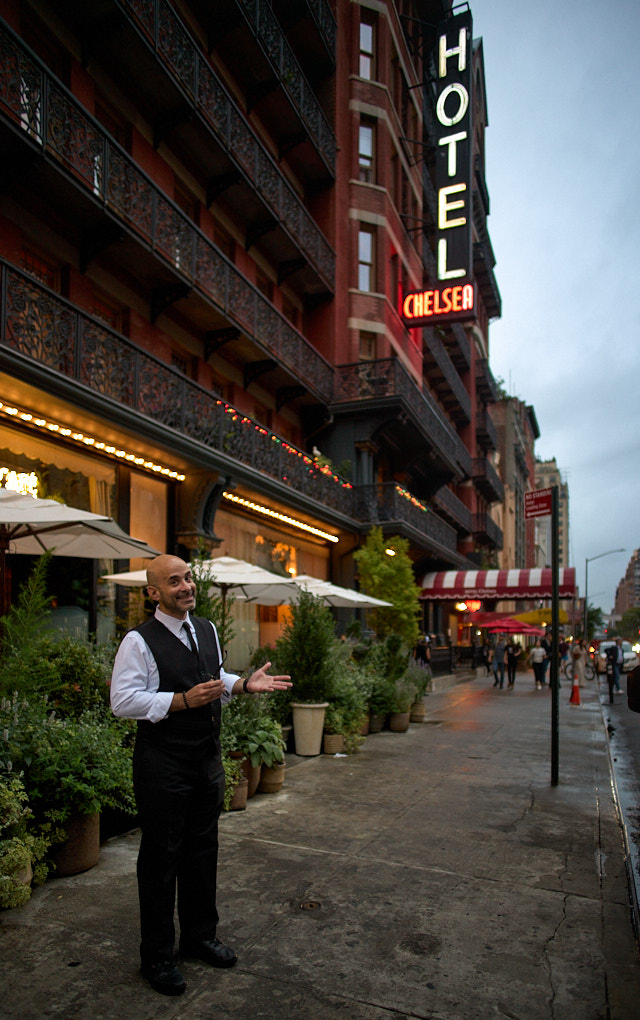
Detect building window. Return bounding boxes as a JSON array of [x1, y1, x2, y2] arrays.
[[358, 228, 375, 291], [92, 291, 123, 332], [359, 17, 375, 80], [359, 331, 377, 361], [358, 121, 374, 183], [21, 247, 59, 290]]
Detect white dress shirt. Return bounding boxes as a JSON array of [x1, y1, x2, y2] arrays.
[[110, 607, 239, 723]]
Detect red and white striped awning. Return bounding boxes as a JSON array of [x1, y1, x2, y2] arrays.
[[420, 568, 576, 600]]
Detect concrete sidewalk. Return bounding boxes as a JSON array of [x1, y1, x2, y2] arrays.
[[2, 672, 640, 1019]]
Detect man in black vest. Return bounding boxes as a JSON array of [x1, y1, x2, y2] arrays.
[[111, 554, 292, 996]]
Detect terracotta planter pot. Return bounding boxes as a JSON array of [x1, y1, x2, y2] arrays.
[[389, 711, 410, 733], [258, 762, 286, 794], [359, 714, 370, 736], [291, 702, 328, 756], [410, 700, 426, 723], [229, 777, 248, 811], [51, 811, 100, 876], [323, 732, 345, 755], [368, 712, 387, 733], [241, 757, 262, 798]]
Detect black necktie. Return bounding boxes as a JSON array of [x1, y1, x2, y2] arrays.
[[182, 622, 198, 655]]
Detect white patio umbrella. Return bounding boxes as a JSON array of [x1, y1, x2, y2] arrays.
[[0, 488, 160, 616], [292, 575, 392, 608], [103, 555, 297, 606]]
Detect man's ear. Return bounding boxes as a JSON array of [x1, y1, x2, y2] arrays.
[[146, 584, 159, 602]]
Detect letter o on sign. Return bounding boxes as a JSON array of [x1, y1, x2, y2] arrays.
[[436, 83, 469, 127]]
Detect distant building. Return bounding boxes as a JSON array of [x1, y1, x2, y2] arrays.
[[614, 550, 640, 615], [492, 397, 540, 569], [534, 458, 570, 569]]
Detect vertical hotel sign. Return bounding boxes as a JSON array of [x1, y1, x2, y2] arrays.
[[401, 11, 474, 327]]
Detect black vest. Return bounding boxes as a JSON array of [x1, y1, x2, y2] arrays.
[[135, 616, 221, 758]]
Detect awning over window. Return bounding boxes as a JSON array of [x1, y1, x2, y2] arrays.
[[420, 568, 576, 600]]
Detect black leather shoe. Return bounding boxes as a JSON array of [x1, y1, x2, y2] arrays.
[[140, 959, 186, 996], [180, 937, 238, 968]]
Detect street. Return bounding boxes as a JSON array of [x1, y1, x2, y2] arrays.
[[598, 672, 640, 933]]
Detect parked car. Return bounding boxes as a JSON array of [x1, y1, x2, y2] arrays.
[[596, 641, 639, 674]]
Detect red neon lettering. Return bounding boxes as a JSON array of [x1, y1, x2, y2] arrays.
[[403, 294, 414, 318], [462, 283, 474, 309], [425, 291, 434, 315], [442, 287, 452, 313], [414, 292, 423, 318], [452, 286, 462, 311]]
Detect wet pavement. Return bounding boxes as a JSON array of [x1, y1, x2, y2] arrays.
[[1, 669, 640, 1019]]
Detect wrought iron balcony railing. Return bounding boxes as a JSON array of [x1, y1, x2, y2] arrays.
[[0, 260, 351, 515], [333, 359, 472, 479], [472, 512, 504, 550], [423, 329, 472, 424], [0, 23, 334, 403], [476, 406, 498, 452], [354, 483, 458, 556], [430, 486, 472, 535], [220, 0, 336, 175], [472, 457, 505, 504], [299, 0, 337, 59], [118, 0, 335, 289]]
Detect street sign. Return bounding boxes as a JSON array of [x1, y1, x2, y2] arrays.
[[525, 487, 553, 519]]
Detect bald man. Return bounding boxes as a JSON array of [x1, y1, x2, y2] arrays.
[[111, 554, 291, 996]]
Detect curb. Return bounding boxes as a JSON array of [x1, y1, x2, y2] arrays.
[[599, 687, 640, 945]]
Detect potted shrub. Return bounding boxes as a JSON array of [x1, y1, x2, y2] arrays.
[[389, 675, 418, 732], [274, 590, 339, 755], [0, 693, 136, 876], [221, 694, 267, 797], [0, 774, 53, 909], [406, 661, 430, 722], [322, 703, 346, 754], [324, 652, 369, 754]]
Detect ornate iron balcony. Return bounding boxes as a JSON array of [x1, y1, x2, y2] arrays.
[[333, 359, 472, 479], [423, 329, 472, 424], [430, 486, 472, 535], [472, 457, 505, 504], [0, 260, 351, 515], [119, 0, 335, 289], [472, 512, 503, 551], [354, 483, 458, 556], [0, 23, 334, 403]]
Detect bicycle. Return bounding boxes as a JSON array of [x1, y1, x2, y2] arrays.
[[562, 658, 595, 682]]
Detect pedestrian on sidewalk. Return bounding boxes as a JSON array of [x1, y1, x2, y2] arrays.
[[506, 640, 521, 688], [611, 637, 624, 693], [110, 554, 292, 997], [531, 638, 546, 690], [572, 638, 588, 687], [540, 628, 552, 685], [481, 639, 492, 675], [492, 637, 506, 688]]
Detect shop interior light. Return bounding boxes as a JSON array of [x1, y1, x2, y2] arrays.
[[0, 400, 186, 481], [385, 547, 396, 556], [455, 602, 467, 611], [222, 491, 339, 543]]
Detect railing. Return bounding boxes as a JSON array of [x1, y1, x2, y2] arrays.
[[303, 0, 337, 59], [476, 407, 498, 451], [0, 22, 334, 403], [423, 329, 471, 423], [475, 358, 499, 405], [333, 359, 472, 479], [447, 323, 471, 371], [234, 0, 336, 174], [119, 0, 335, 289], [354, 484, 458, 555], [430, 486, 472, 534], [472, 458, 505, 504], [0, 261, 352, 515], [472, 512, 504, 550]]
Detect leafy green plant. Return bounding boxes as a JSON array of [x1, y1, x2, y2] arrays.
[[248, 644, 292, 726], [274, 590, 339, 703], [0, 774, 55, 909], [0, 551, 53, 666], [0, 694, 135, 826], [221, 752, 244, 812], [246, 718, 285, 769], [390, 675, 418, 713], [353, 527, 421, 648]]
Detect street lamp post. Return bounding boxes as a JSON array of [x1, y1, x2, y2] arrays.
[[583, 548, 625, 640]]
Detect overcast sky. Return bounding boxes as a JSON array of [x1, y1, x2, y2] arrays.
[[470, 0, 640, 615]]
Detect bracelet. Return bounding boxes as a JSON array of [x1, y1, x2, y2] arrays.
[[242, 676, 251, 693], [182, 691, 189, 710]]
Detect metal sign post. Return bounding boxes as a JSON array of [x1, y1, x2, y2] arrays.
[[550, 486, 559, 786], [524, 485, 559, 785]]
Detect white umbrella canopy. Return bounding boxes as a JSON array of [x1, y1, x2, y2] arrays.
[[292, 575, 392, 608], [102, 556, 297, 605], [0, 487, 161, 616]]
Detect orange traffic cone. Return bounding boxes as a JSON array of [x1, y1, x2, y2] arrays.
[[569, 674, 581, 705]]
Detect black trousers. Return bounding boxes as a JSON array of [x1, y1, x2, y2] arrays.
[[133, 739, 225, 964]]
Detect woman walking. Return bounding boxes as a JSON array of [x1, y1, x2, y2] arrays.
[[531, 639, 546, 690]]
